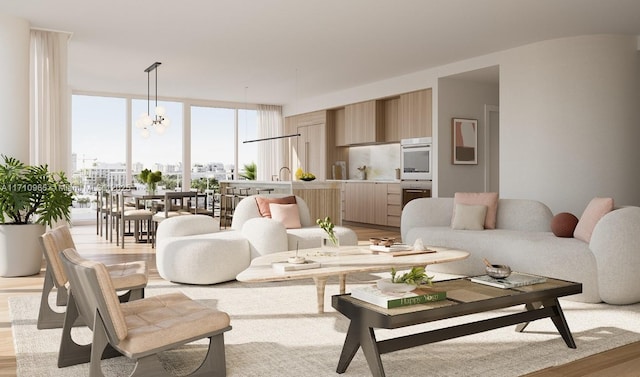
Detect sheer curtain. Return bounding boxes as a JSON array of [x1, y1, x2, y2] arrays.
[[30, 29, 71, 175], [256, 104, 284, 181]]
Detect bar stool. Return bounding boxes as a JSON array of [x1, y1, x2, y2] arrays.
[[221, 187, 236, 229], [256, 188, 275, 194]]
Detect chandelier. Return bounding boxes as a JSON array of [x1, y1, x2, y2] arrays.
[[135, 62, 170, 138]]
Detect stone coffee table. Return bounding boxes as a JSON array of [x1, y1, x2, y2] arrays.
[[235, 245, 469, 312]]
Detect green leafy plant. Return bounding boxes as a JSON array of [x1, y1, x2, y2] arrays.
[[316, 216, 337, 244], [0, 155, 74, 226], [138, 168, 162, 192], [390, 266, 433, 286], [239, 162, 256, 180]]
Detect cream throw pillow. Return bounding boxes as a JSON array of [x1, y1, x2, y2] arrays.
[[451, 204, 488, 230], [269, 203, 302, 229], [574, 197, 614, 243], [453, 192, 499, 229]]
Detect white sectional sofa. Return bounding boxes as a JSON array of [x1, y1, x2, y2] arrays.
[[401, 197, 640, 305], [156, 194, 357, 285]]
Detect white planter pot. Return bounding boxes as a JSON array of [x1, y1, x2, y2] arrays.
[[0, 224, 45, 277]]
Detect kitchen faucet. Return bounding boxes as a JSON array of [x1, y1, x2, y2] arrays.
[[279, 166, 291, 181]]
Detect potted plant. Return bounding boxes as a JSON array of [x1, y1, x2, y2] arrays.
[[316, 216, 339, 254], [0, 155, 74, 277], [376, 266, 434, 293]]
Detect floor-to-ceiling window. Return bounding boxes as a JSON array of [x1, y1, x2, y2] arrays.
[[237, 109, 258, 179]]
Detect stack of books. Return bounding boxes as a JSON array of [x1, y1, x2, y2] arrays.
[[350, 285, 447, 309], [271, 260, 321, 273], [470, 272, 547, 289]]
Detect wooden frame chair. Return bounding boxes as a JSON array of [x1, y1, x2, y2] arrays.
[[60, 248, 231, 376], [37, 225, 148, 330]]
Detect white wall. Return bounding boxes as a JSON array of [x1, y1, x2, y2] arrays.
[[500, 35, 640, 215], [0, 14, 30, 162], [437, 77, 499, 197]]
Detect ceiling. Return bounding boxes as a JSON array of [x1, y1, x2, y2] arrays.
[[2, 0, 640, 106]]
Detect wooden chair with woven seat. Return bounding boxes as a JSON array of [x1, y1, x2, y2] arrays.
[[113, 191, 154, 248], [59, 247, 231, 376], [151, 191, 197, 247], [37, 225, 148, 330]]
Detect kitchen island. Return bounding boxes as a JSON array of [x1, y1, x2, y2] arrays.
[[220, 180, 343, 225]]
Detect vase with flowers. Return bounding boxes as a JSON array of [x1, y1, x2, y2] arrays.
[[316, 216, 339, 254], [138, 169, 162, 195]]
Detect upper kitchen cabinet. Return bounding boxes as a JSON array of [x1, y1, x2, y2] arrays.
[[343, 100, 384, 145], [398, 89, 432, 139]]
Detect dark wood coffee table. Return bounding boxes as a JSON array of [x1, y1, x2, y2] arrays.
[[332, 276, 582, 377]]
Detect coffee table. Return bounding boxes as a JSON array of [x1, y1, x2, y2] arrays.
[[332, 276, 582, 377], [235, 245, 469, 312]]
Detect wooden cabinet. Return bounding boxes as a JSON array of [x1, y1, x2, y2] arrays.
[[344, 182, 401, 227], [343, 100, 384, 145], [383, 97, 400, 142], [399, 89, 432, 139], [296, 124, 326, 180], [334, 107, 347, 147]]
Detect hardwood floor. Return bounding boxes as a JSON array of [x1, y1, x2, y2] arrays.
[[0, 222, 637, 376]]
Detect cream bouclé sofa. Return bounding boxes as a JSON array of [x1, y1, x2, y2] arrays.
[[401, 197, 640, 305], [156, 194, 358, 285]]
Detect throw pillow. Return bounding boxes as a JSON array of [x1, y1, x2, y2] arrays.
[[551, 212, 579, 238], [574, 197, 614, 243], [453, 192, 499, 229], [269, 203, 302, 229], [255, 196, 297, 218], [451, 204, 488, 231]]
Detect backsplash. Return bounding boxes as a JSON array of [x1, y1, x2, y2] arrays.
[[348, 144, 400, 180]]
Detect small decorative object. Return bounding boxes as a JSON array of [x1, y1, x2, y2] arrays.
[[377, 266, 434, 293], [483, 258, 511, 278], [288, 242, 305, 264], [356, 165, 367, 180], [317, 216, 339, 254], [299, 171, 316, 181], [139, 168, 162, 194], [413, 238, 426, 251]]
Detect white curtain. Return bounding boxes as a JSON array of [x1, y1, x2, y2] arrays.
[[30, 30, 71, 175], [256, 104, 284, 181]]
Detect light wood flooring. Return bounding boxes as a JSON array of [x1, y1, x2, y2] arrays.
[[0, 223, 638, 376]]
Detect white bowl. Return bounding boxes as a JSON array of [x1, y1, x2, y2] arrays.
[[376, 278, 416, 293]]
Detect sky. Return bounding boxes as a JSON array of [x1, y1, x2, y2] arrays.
[[72, 95, 257, 171]]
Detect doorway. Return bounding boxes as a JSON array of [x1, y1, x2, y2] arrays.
[[484, 105, 499, 192]]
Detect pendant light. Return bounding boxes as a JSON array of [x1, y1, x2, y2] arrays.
[[135, 62, 170, 138]]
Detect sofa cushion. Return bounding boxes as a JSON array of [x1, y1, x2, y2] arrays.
[[551, 212, 579, 238], [269, 203, 301, 229], [451, 204, 487, 230], [255, 195, 296, 218], [574, 197, 614, 242], [453, 192, 499, 229]]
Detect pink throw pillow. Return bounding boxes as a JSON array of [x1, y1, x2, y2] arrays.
[[255, 196, 297, 218], [453, 192, 499, 229], [269, 203, 302, 229], [574, 197, 614, 243]]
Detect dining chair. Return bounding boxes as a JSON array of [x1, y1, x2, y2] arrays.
[[59, 248, 231, 375], [150, 191, 197, 247], [113, 191, 154, 248], [37, 225, 148, 330]]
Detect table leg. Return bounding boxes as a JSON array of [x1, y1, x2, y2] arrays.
[[547, 298, 577, 348], [312, 276, 328, 313], [360, 326, 386, 377], [339, 274, 346, 294], [336, 321, 361, 374], [515, 302, 541, 332]]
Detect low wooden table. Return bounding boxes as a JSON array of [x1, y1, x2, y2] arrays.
[[332, 277, 582, 377], [235, 245, 469, 313]]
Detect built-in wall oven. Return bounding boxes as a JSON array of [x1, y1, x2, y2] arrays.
[[401, 137, 432, 181], [401, 137, 432, 207]]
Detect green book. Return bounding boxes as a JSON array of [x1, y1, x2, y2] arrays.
[[350, 285, 447, 309]]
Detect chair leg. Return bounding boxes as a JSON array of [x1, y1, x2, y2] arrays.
[[117, 287, 145, 302], [190, 333, 228, 377], [37, 269, 66, 329]]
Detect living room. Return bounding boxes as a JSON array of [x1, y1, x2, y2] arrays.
[[1, 1, 640, 376]]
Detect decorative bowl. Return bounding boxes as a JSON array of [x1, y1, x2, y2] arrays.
[[369, 237, 382, 245], [300, 177, 315, 181], [486, 264, 512, 279], [376, 278, 416, 293]]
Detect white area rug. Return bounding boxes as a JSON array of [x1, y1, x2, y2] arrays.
[[9, 273, 640, 376]]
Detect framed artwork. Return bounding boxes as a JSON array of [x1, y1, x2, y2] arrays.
[[452, 118, 478, 165]]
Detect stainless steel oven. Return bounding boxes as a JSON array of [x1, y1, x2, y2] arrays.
[[401, 137, 432, 180]]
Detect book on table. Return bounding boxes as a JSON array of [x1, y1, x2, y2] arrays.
[[350, 285, 447, 309], [272, 260, 321, 273], [470, 272, 547, 289]]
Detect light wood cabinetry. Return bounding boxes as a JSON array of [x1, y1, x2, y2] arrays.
[[344, 182, 400, 227], [296, 124, 326, 180], [383, 97, 400, 142], [343, 100, 384, 145], [334, 107, 347, 147], [399, 89, 432, 139]]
